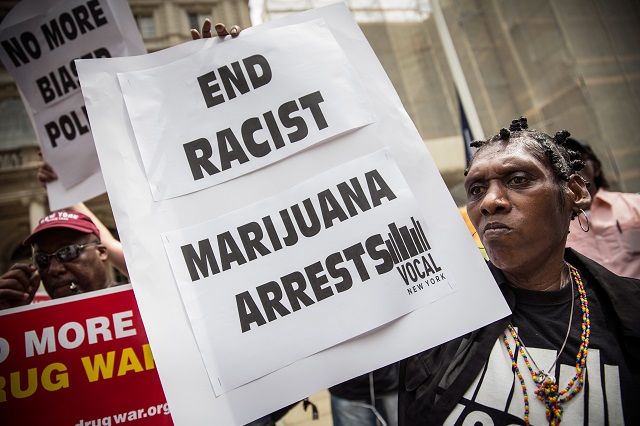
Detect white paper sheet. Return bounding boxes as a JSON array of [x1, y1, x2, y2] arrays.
[[163, 149, 456, 395], [119, 20, 375, 200], [76, 3, 511, 424]]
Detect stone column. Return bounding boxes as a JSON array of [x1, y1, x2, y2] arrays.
[[27, 195, 46, 231]]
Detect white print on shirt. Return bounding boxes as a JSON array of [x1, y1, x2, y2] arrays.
[[443, 333, 624, 426]]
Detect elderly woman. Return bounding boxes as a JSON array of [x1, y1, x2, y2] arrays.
[[399, 117, 640, 425]]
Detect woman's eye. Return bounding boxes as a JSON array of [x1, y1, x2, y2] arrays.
[[468, 186, 484, 196], [509, 176, 528, 185]]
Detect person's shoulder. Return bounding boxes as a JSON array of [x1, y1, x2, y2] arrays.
[[567, 248, 639, 283], [596, 189, 640, 207]]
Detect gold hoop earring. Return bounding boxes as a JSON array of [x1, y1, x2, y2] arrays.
[[577, 209, 590, 232]]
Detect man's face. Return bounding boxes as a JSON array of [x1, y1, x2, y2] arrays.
[[464, 140, 572, 275], [32, 228, 111, 299]]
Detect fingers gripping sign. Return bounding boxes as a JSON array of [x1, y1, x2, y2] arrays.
[[191, 18, 241, 40]]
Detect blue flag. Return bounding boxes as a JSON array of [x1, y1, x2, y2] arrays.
[[458, 92, 475, 166]]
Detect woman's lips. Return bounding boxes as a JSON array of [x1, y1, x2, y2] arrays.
[[483, 222, 510, 238]]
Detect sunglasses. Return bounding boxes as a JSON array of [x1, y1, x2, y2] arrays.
[[33, 242, 102, 269]]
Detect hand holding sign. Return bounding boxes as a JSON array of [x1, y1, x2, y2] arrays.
[[190, 19, 242, 40]]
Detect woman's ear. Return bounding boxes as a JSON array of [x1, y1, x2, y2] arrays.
[[568, 173, 591, 212]]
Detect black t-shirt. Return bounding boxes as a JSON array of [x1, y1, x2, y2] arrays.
[[443, 265, 639, 425]]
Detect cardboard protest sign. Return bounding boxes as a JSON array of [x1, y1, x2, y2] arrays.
[[76, 3, 511, 424], [119, 20, 374, 200], [163, 150, 456, 395], [0, 0, 145, 209], [0, 285, 173, 426]]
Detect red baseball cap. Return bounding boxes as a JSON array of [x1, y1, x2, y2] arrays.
[[23, 210, 100, 245]]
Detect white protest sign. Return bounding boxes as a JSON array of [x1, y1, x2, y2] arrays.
[[76, 3, 511, 424], [119, 20, 374, 200], [164, 149, 456, 395], [0, 0, 145, 209]]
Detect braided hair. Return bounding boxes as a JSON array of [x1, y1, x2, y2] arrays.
[[464, 116, 585, 179], [464, 116, 586, 218]]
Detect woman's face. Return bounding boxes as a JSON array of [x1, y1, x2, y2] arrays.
[[464, 139, 573, 275]]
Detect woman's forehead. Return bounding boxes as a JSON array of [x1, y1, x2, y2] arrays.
[[466, 139, 550, 177]]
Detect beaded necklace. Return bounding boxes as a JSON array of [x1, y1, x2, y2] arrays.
[[502, 263, 590, 425]]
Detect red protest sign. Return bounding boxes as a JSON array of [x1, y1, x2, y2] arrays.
[[0, 285, 173, 426]]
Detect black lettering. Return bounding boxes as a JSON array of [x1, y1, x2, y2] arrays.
[[236, 291, 266, 333], [71, 4, 94, 34], [326, 252, 352, 292], [279, 210, 299, 246], [44, 121, 61, 148], [291, 199, 321, 238], [406, 262, 417, 281], [397, 265, 410, 285], [343, 243, 370, 282], [263, 110, 285, 149], [1, 32, 40, 67], [70, 111, 90, 136], [237, 222, 271, 261], [365, 169, 397, 206], [262, 215, 283, 251], [218, 128, 250, 171], [317, 189, 348, 229], [59, 115, 75, 139], [197, 71, 223, 108], [181, 239, 220, 281], [366, 234, 393, 274], [92, 47, 111, 58], [427, 253, 442, 273], [420, 255, 435, 277], [183, 137, 220, 180], [337, 178, 372, 216], [305, 261, 333, 302], [256, 281, 291, 321], [87, 0, 108, 27], [217, 232, 247, 271], [218, 61, 250, 100], [281, 272, 315, 312], [41, 20, 64, 50], [59, 13, 78, 40], [58, 65, 78, 94], [37, 77, 56, 104], [299, 91, 328, 130], [241, 117, 271, 157], [278, 100, 307, 143], [243, 54, 272, 89]]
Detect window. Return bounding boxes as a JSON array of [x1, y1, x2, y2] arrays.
[[135, 14, 156, 39]]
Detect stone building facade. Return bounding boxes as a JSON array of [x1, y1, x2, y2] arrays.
[[1, 0, 639, 275]]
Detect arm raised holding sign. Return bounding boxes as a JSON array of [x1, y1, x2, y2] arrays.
[[37, 161, 128, 279]]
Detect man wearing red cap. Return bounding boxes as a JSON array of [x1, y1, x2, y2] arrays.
[[0, 210, 115, 310]]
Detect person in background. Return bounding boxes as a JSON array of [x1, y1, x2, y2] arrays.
[[564, 137, 640, 279], [399, 117, 640, 425], [37, 161, 129, 278], [458, 206, 487, 260], [0, 210, 115, 310], [329, 364, 399, 426]]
